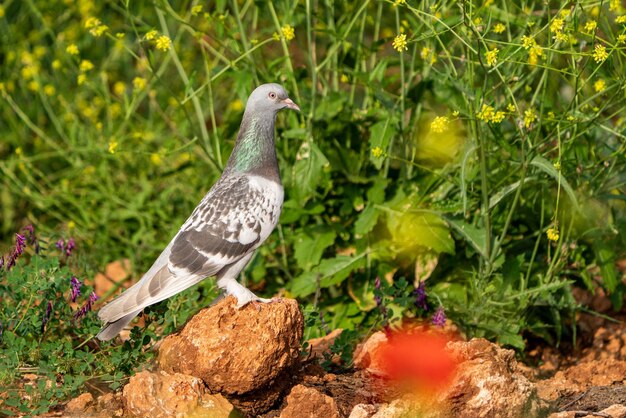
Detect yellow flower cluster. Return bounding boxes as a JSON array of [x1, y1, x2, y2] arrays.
[[281, 25, 295, 41], [85, 17, 108, 37], [584, 20, 597, 32], [430, 116, 450, 133], [420, 46, 437, 64], [393, 33, 408, 52], [191, 5, 203, 16], [593, 79, 606, 92], [66, 44, 79, 55], [523, 108, 537, 128], [485, 48, 499, 66], [156, 35, 172, 51], [476, 104, 505, 124], [593, 44, 608, 62], [371, 146, 384, 158], [546, 227, 559, 242], [521, 35, 543, 65], [133, 77, 147, 91], [493, 23, 506, 34]]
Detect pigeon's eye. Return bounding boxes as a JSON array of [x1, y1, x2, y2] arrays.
[[268, 92, 277, 99]]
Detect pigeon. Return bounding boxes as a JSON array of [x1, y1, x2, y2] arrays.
[[96, 83, 299, 341]]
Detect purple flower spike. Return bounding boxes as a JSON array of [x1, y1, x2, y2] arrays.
[[414, 281, 428, 311], [374, 277, 382, 307], [0, 255, 4, 272], [14, 233, 26, 257], [70, 276, 82, 303], [65, 238, 75, 257], [432, 306, 446, 328], [55, 239, 65, 252], [74, 292, 99, 320]]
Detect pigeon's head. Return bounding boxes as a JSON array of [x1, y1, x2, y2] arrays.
[[245, 83, 300, 115]]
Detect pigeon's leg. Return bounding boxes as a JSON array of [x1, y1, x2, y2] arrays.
[[216, 253, 271, 308]]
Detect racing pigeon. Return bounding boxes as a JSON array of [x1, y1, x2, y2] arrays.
[[96, 83, 299, 341]]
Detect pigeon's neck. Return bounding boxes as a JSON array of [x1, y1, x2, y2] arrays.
[[225, 114, 280, 181]]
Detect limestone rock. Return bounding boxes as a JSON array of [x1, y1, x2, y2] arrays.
[[158, 297, 303, 413], [122, 370, 234, 418], [353, 331, 388, 376], [65, 392, 94, 414], [348, 404, 379, 418], [279, 384, 339, 418], [441, 338, 545, 418]]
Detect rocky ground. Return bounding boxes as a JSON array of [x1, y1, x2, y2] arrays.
[[21, 287, 626, 418]]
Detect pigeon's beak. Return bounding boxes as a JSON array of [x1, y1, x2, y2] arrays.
[[282, 98, 300, 111]]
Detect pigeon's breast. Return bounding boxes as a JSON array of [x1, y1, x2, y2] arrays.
[[246, 174, 284, 244]]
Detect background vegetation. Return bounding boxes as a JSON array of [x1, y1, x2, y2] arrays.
[[1, 0, 625, 413]]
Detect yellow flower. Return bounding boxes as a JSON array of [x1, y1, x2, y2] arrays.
[[145, 30, 158, 41], [430, 116, 450, 133], [393, 0, 406, 6], [554, 31, 569, 43], [524, 108, 537, 128], [507, 103, 516, 112], [584, 20, 597, 32], [550, 18, 564, 33], [593, 79, 606, 92], [340, 74, 349, 83], [491, 111, 505, 123], [191, 5, 203, 16], [27, 80, 40, 92], [618, 34, 626, 44], [485, 47, 499, 66], [155, 35, 172, 51], [77, 73, 87, 85], [116, 32, 125, 39], [43, 84, 56, 96], [66, 44, 79, 55], [477, 104, 495, 121], [452, 110, 459, 117], [553, 161, 561, 171], [420, 47, 431, 59], [79, 59, 94, 72], [616, 15, 626, 24], [67, 220, 76, 230], [371, 146, 384, 158], [281, 25, 295, 41], [546, 227, 559, 242], [493, 23, 506, 34], [52, 59, 61, 70], [108, 139, 118, 154], [150, 153, 162, 165], [521, 35, 536, 49], [133, 77, 147, 91], [113, 81, 125, 96], [592, 44, 608, 62], [84, 17, 101, 29], [392, 33, 408, 52], [85, 17, 108, 37]]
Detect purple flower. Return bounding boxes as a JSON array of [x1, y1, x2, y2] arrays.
[[374, 277, 382, 307], [6, 233, 27, 271], [414, 281, 428, 311], [74, 292, 99, 320], [22, 225, 39, 253], [432, 306, 446, 327], [65, 238, 75, 257], [55, 239, 65, 252], [70, 276, 82, 303], [41, 301, 53, 333], [0, 255, 4, 272]]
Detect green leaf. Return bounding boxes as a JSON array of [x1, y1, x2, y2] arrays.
[[369, 119, 395, 169], [446, 218, 487, 259], [386, 210, 455, 255], [594, 242, 618, 293], [291, 141, 330, 205], [291, 254, 367, 297], [530, 156, 579, 211], [293, 226, 337, 271], [354, 204, 380, 236]]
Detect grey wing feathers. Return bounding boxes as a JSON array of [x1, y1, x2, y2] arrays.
[[97, 175, 268, 334]]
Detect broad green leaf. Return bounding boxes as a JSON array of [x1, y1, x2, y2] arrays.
[[290, 254, 367, 297], [293, 226, 337, 271], [594, 243, 618, 293], [291, 141, 330, 205], [386, 210, 455, 255], [369, 120, 395, 169], [530, 156, 579, 211], [446, 218, 488, 259], [354, 204, 380, 236]]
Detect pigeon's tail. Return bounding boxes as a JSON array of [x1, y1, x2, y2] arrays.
[[96, 309, 142, 341]]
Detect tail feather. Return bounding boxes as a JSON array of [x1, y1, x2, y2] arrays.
[[96, 309, 141, 341]]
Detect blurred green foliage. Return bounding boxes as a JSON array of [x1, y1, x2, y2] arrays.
[[1, 0, 626, 412]]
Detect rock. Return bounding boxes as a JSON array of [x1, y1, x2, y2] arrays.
[[279, 385, 339, 418], [66, 392, 94, 413], [370, 398, 414, 418], [122, 370, 234, 418], [353, 331, 388, 376], [549, 404, 626, 418], [158, 297, 303, 413], [348, 403, 379, 418], [441, 338, 545, 418], [597, 404, 626, 418], [536, 359, 626, 401]]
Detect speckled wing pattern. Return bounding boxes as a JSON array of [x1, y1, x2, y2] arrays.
[[98, 173, 283, 323]]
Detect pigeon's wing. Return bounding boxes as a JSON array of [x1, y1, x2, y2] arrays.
[[98, 175, 270, 324]]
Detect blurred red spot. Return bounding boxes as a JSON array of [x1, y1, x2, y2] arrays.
[[378, 327, 458, 392]]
